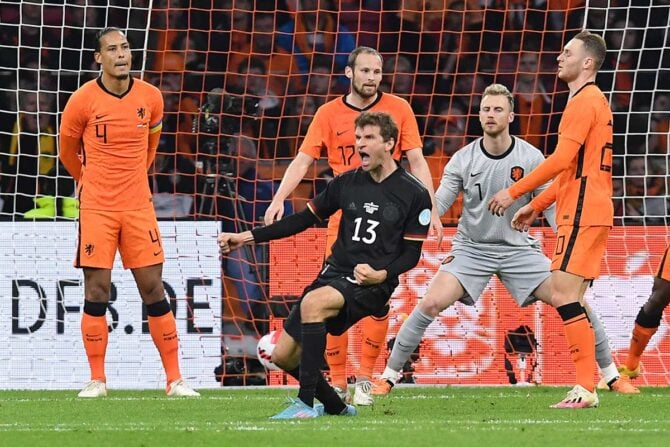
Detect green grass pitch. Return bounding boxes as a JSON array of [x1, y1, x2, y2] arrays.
[[1, 386, 668, 447]]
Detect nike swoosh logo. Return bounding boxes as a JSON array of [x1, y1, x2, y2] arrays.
[[336, 130, 348, 136], [470, 172, 482, 177], [153, 250, 163, 256], [95, 114, 108, 120], [345, 276, 358, 284]]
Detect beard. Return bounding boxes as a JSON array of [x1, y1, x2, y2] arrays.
[[483, 126, 503, 138], [115, 73, 130, 80], [352, 81, 377, 99]]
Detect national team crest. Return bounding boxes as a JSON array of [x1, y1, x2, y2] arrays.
[[137, 107, 146, 119], [510, 166, 524, 182]]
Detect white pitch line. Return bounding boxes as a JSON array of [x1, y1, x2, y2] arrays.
[[0, 418, 669, 433]]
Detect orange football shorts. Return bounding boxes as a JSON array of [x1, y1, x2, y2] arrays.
[[551, 225, 610, 279], [76, 206, 164, 269]]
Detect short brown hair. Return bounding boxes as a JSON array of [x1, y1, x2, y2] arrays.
[[574, 30, 607, 71], [354, 111, 398, 147], [346, 46, 383, 70]]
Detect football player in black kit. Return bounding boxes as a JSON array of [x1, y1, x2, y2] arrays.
[[218, 111, 432, 419]]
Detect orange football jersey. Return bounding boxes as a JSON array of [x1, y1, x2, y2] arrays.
[[60, 77, 163, 211], [298, 91, 422, 176], [510, 83, 613, 226]]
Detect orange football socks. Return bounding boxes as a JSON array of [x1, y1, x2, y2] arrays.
[[148, 311, 181, 385], [81, 312, 108, 382], [326, 332, 349, 389], [558, 303, 596, 392], [358, 315, 390, 380]]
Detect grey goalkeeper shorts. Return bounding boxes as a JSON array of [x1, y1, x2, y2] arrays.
[[439, 244, 551, 307]]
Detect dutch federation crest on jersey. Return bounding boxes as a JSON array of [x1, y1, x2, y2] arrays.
[[510, 166, 525, 182], [137, 107, 146, 119], [418, 208, 431, 226]]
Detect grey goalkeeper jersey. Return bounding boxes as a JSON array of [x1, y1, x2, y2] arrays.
[[436, 136, 555, 250]]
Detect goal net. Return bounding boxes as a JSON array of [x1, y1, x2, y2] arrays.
[[0, 0, 668, 389]]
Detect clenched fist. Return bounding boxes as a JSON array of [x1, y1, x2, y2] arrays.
[[217, 231, 254, 255], [353, 263, 387, 286]]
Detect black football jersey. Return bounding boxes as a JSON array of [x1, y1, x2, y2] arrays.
[[307, 166, 431, 275]]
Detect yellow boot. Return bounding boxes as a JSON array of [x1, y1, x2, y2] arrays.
[[24, 196, 56, 219], [61, 197, 79, 219]]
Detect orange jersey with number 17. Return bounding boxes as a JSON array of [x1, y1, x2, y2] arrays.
[[298, 92, 422, 175], [60, 77, 163, 211]]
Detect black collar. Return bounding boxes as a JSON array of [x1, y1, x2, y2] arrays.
[[96, 75, 134, 99]]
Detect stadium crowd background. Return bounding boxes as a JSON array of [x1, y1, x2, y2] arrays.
[[0, 0, 668, 227]]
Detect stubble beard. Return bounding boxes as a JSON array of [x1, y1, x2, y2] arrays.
[[483, 126, 502, 138]]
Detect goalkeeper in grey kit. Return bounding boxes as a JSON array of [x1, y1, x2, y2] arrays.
[[372, 83, 638, 397]]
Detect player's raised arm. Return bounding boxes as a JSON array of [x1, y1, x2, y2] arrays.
[[217, 231, 255, 254], [226, 168, 345, 255], [405, 147, 443, 246], [265, 103, 332, 224], [220, 204, 322, 256], [264, 151, 316, 224], [488, 136, 581, 215]]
